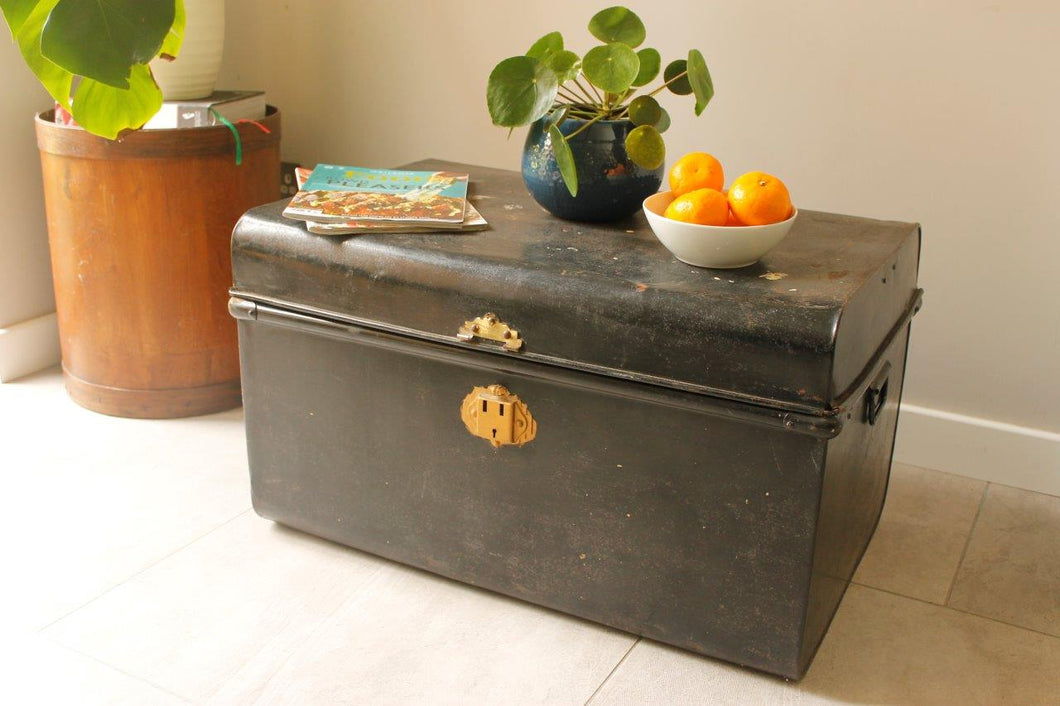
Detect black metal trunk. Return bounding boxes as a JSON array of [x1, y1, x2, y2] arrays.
[[229, 160, 921, 679]]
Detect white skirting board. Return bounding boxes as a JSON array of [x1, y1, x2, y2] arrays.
[[0, 312, 61, 383], [895, 403, 1060, 497]]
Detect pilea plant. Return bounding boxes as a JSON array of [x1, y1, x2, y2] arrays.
[[487, 5, 713, 196], [0, 0, 185, 139]]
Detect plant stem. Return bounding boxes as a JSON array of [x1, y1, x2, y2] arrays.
[[576, 76, 604, 106], [557, 87, 586, 105], [647, 70, 688, 98], [563, 111, 608, 141], [586, 77, 605, 104]]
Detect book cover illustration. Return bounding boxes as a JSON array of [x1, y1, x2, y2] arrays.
[[283, 164, 469, 224], [292, 167, 487, 234]]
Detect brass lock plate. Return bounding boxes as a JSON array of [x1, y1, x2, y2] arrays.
[[457, 313, 523, 351], [460, 384, 537, 447]]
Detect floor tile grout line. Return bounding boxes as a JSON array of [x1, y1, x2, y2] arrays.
[[584, 636, 641, 705], [943, 482, 991, 606], [36, 506, 254, 633], [41, 637, 195, 704], [204, 558, 393, 702], [852, 581, 1060, 641]]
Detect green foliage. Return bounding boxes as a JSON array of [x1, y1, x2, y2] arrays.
[[549, 124, 578, 197], [582, 43, 639, 93], [628, 95, 661, 126], [547, 104, 570, 127], [159, 0, 186, 59], [625, 125, 665, 170], [487, 56, 558, 127], [632, 48, 660, 87], [527, 31, 563, 59], [655, 106, 671, 134], [663, 59, 693, 95], [41, 0, 173, 88], [544, 50, 582, 84], [0, 0, 184, 139], [687, 49, 714, 116], [72, 64, 164, 136], [588, 6, 645, 47], [0, 0, 38, 32], [486, 5, 715, 196]]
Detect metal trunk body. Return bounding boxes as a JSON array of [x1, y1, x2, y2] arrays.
[[230, 160, 921, 679]]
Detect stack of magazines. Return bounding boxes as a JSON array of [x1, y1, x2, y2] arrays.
[[282, 164, 488, 235]]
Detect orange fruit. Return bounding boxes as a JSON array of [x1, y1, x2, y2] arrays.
[[663, 188, 729, 226], [727, 171, 793, 226], [668, 152, 724, 196]]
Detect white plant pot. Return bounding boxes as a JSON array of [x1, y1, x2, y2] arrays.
[[150, 0, 226, 100]]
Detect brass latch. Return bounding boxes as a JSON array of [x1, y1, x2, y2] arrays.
[[460, 384, 537, 447], [457, 313, 523, 351]]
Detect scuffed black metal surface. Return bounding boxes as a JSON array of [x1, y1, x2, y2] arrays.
[[231, 160, 920, 412], [230, 161, 922, 679], [238, 313, 824, 678]]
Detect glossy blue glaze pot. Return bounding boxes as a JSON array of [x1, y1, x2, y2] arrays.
[[522, 117, 664, 223]]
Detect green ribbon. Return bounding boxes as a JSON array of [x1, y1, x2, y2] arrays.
[[210, 108, 243, 166]]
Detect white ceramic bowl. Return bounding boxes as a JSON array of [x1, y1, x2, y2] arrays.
[[643, 191, 797, 269]]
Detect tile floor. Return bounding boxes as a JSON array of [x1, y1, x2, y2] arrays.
[[2, 368, 1058, 705]]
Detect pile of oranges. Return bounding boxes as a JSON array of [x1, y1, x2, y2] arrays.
[[663, 152, 793, 227]]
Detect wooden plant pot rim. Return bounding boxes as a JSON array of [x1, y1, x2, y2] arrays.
[[36, 105, 281, 159]]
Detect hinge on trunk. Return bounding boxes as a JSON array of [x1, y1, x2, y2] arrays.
[[228, 297, 258, 321]]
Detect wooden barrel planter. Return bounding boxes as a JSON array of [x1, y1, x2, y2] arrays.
[[35, 107, 281, 418]]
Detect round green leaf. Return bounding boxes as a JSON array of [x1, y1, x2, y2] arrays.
[[588, 6, 646, 48], [526, 31, 563, 59], [655, 106, 671, 134], [546, 104, 569, 127], [549, 124, 578, 197], [487, 55, 559, 127], [582, 43, 639, 94], [545, 49, 581, 84], [687, 49, 714, 115], [663, 59, 693, 95], [632, 48, 660, 87], [628, 95, 661, 127], [41, 0, 175, 88], [625, 125, 665, 170]]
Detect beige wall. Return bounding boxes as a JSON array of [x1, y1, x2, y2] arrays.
[[0, 35, 54, 327], [221, 0, 1058, 434]]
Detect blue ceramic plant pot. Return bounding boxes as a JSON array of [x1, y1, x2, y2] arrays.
[[522, 117, 664, 223]]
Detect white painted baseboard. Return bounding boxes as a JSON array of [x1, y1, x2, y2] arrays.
[[0, 312, 61, 383], [895, 403, 1060, 497]]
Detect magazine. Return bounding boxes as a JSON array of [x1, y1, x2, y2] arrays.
[[283, 164, 470, 225], [290, 167, 487, 234]]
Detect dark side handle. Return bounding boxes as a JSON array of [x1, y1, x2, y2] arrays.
[[864, 362, 891, 425]]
